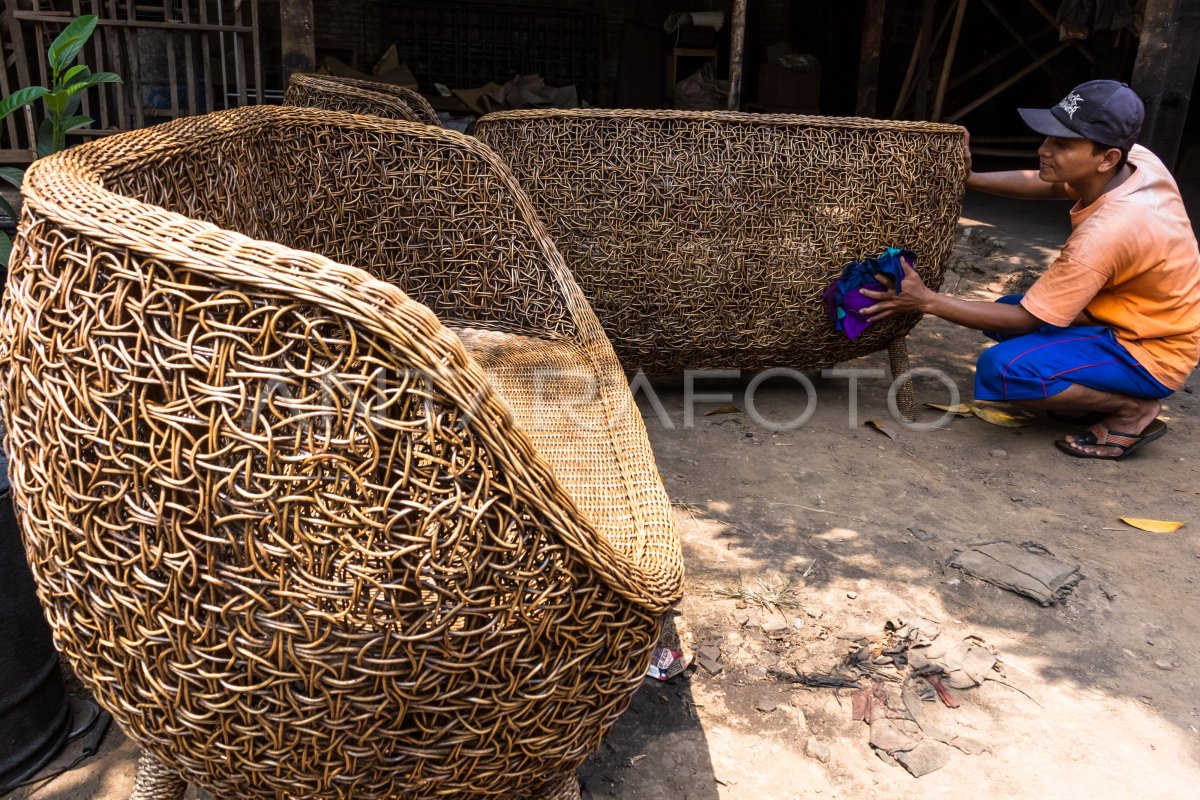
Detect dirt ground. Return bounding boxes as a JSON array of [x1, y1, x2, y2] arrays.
[[9, 192, 1200, 800]]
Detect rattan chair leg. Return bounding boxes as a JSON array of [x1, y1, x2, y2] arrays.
[[129, 751, 187, 800], [531, 773, 582, 800], [888, 338, 918, 422]]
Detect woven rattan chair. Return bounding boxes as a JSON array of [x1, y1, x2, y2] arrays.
[[0, 106, 682, 800], [474, 109, 968, 418], [285, 72, 443, 126]]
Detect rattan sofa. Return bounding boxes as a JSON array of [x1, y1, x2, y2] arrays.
[[0, 106, 682, 800], [285, 72, 443, 126], [474, 109, 968, 417]]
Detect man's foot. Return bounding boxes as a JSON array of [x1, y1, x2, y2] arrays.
[[1056, 418, 1168, 460], [1056, 400, 1162, 458]]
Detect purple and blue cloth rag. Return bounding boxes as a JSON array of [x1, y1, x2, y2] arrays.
[[823, 248, 917, 339]]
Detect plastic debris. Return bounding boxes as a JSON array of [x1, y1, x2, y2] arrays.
[[645, 647, 691, 681]]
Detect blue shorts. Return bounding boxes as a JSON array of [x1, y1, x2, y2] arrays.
[[974, 295, 1173, 402]]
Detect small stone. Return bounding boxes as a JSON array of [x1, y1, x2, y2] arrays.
[[756, 699, 777, 713], [698, 656, 723, 676], [846, 591, 858, 599], [805, 738, 832, 763], [745, 664, 769, 679], [697, 645, 721, 663], [1155, 660, 1174, 671], [760, 619, 788, 638], [805, 606, 824, 620], [990, 449, 1008, 458], [792, 618, 805, 630], [735, 613, 751, 626]]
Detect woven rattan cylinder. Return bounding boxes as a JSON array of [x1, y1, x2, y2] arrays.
[[474, 108, 967, 376], [285, 72, 443, 126], [0, 106, 682, 799]]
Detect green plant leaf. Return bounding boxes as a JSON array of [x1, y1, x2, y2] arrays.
[[60, 115, 94, 133], [0, 86, 48, 120], [43, 89, 69, 114], [36, 118, 55, 157], [0, 166, 24, 188], [72, 72, 121, 88], [61, 73, 123, 97], [64, 91, 82, 117], [0, 194, 18, 222], [0, 233, 12, 269], [48, 15, 98, 75], [61, 64, 90, 86]]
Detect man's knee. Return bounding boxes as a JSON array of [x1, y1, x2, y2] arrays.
[[975, 343, 1010, 383]]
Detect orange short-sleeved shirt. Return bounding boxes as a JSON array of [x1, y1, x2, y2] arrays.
[[1021, 145, 1200, 390]]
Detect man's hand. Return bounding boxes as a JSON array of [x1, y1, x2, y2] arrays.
[[963, 127, 972, 178], [859, 256, 937, 320]]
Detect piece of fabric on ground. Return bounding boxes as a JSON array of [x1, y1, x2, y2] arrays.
[[948, 540, 1083, 606]]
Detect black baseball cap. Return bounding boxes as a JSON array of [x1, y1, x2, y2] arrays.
[[1018, 80, 1143, 152]]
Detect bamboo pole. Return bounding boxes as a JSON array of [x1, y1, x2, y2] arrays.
[[932, 0, 968, 121]]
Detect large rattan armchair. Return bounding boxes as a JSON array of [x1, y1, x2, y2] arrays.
[[474, 109, 968, 418], [285, 72, 443, 126], [0, 106, 682, 800]]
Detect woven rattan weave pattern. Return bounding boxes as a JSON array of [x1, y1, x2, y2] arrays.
[[285, 72, 443, 126], [0, 106, 682, 799], [473, 109, 967, 377]]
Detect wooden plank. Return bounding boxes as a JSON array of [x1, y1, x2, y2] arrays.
[[232, 2, 248, 107], [251, 0, 264, 104], [163, 1, 180, 119], [123, 0, 144, 128], [727, 0, 747, 110], [856, 0, 886, 117], [198, 0, 214, 112], [932, 0, 968, 121], [946, 40, 1073, 122], [280, 0, 316, 87], [180, 2, 197, 116], [103, 0, 129, 134], [1132, 0, 1200, 170], [11, 11, 252, 33]]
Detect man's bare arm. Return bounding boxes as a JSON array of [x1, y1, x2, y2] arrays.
[[966, 169, 1070, 200], [961, 130, 1070, 200]]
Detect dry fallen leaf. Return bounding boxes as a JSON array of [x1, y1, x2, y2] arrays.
[[968, 402, 1026, 428], [1120, 517, 1186, 533], [925, 402, 973, 416], [705, 404, 743, 416], [865, 419, 898, 440]]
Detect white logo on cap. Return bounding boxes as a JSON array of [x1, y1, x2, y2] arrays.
[[1058, 91, 1083, 118]]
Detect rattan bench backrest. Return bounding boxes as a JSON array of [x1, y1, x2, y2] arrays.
[[474, 108, 967, 373], [285, 72, 443, 126]]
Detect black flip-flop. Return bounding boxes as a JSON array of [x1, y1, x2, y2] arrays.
[[1055, 419, 1168, 460], [1047, 410, 1106, 426]]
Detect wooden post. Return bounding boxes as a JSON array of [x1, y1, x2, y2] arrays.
[[280, 0, 316, 87], [727, 0, 747, 110], [1131, 0, 1200, 170], [856, 0, 886, 117]]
